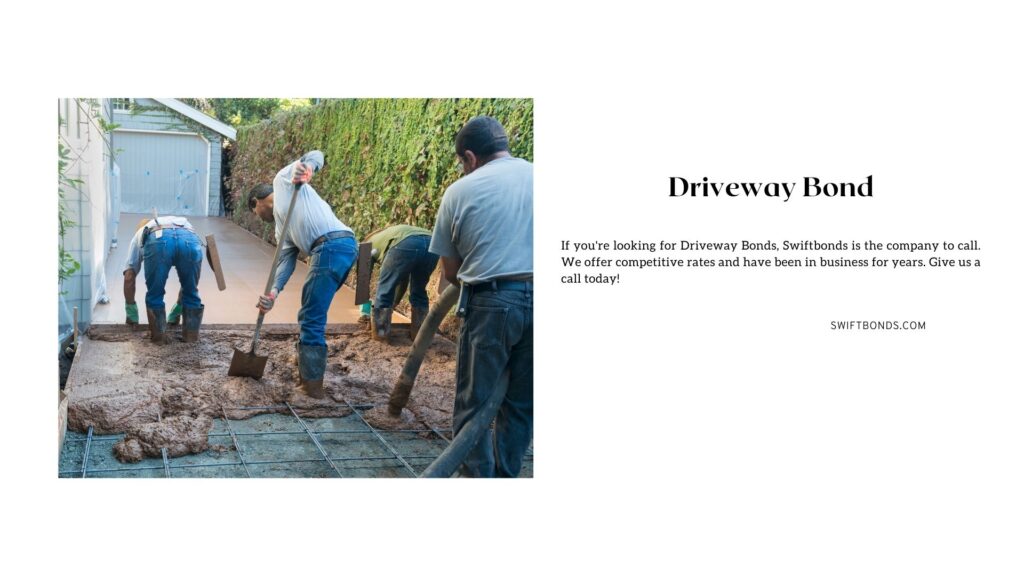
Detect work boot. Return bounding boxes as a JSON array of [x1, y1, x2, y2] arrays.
[[182, 305, 204, 343], [410, 306, 429, 340], [372, 306, 393, 341], [147, 307, 169, 345], [297, 343, 328, 399]]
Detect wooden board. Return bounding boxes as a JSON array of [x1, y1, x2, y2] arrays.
[[355, 241, 373, 305], [205, 234, 227, 291]]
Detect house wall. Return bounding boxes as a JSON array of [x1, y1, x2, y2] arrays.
[[58, 98, 112, 341], [208, 133, 222, 215]]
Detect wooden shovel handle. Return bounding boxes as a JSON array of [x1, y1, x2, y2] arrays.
[[250, 181, 302, 353]]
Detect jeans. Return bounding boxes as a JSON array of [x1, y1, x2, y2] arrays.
[[374, 235, 438, 309], [298, 235, 357, 346], [143, 228, 203, 310], [454, 285, 534, 477]]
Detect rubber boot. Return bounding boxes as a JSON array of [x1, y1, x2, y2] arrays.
[[147, 307, 169, 345], [372, 306, 392, 341], [410, 306, 428, 340], [297, 343, 328, 399], [182, 305, 204, 343]]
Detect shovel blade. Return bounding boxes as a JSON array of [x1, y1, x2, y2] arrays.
[[228, 347, 268, 379]]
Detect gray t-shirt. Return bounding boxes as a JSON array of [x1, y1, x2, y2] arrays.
[[430, 156, 533, 284]]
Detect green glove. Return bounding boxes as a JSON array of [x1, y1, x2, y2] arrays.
[[125, 303, 139, 324], [358, 302, 372, 325], [167, 302, 183, 325]]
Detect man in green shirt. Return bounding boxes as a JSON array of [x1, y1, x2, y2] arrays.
[[363, 224, 439, 340]]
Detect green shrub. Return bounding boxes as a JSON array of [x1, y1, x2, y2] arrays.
[[229, 98, 533, 241]]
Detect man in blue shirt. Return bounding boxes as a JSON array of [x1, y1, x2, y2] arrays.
[[430, 116, 533, 477], [123, 216, 204, 344], [248, 151, 357, 399]]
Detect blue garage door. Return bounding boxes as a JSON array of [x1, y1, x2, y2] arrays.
[[114, 130, 208, 216]]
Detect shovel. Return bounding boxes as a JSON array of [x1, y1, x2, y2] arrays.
[[228, 181, 303, 379]]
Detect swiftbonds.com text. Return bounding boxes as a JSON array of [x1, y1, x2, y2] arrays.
[[831, 320, 926, 330]]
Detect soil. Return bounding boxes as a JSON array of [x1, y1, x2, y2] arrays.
[[67, 326, 458, 459]]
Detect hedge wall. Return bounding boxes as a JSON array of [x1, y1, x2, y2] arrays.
[[229, 98, 534, 242]]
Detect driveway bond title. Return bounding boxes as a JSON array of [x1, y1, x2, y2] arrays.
[[669, 176, 873, 201]]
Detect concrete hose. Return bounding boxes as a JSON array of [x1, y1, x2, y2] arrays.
[[420, 374, 509, 478], [386, 284, 459, 416]]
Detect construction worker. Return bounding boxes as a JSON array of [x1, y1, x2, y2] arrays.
[[429, 116, 533, 477], [247, 151, 357, 399], [363, 225, 439, 341], [123, 216, 204, 344]]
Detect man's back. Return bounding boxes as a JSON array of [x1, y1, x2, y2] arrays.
[[431, 156, 533, 284], [273, 163, 350, 255]]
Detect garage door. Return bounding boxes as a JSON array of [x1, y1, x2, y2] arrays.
[[114, 130, 208, 216]]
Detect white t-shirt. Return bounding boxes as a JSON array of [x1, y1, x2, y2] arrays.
[[123, 217, 194, 274]]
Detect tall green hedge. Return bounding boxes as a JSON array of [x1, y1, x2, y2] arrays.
[[229, 98, 534, 241]]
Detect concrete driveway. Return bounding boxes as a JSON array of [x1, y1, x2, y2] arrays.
[[91, 213, 381, 325]]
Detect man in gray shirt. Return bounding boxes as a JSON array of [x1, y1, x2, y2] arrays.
[[430, 116, 533, 477], [248, 151, 357, 398]]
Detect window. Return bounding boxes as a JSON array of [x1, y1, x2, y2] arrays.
[[112, 98, 133, 112]]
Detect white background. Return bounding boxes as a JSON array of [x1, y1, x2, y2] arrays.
[[4, 1, 1023, 574]]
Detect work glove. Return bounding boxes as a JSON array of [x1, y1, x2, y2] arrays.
[[257, 288, 278, 313], [125, 303, 139, 325], [167, 302, 183, 325], [292, 162, 314, 184]]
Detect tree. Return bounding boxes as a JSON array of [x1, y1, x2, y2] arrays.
[[179, 98, 314, 127]]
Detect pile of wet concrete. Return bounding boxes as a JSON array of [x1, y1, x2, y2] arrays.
[[66, 326, 457, 462]]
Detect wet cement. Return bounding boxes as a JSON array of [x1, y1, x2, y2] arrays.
[[66, 325, 458, 459], [113, 415, 213, 463]]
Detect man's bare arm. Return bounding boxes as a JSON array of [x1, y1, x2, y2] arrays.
[[440, 256, 461, 287], [124, 269, 137, 304]]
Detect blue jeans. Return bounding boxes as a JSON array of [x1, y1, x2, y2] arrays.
[[298, 235, 357, 346], [143, 228, 202, 310], [375, 235, 438, 309], [454, 286, 534, 477]]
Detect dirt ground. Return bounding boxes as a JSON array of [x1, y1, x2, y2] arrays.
[[66, 325, 458, 461]]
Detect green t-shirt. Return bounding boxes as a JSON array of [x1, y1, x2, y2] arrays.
[[369, 225, 432, 264]]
